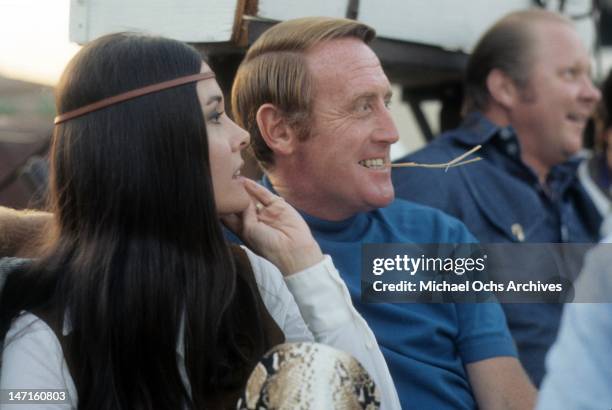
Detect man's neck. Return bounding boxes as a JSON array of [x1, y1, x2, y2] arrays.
[[265, 172, 357, 221], [481, 107, 511, 129], [519, 151, 550, 185], [481, 109, 550, 184]]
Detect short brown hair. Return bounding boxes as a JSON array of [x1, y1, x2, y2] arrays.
[[463, 9, 572, 114], [231, 17, 375, 168]]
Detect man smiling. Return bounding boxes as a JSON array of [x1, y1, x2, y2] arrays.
[[232, 17, 535, 409], [260, 36, 396, 219], [392, 9, 602, 386]]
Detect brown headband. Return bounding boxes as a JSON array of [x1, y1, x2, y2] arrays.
[[54, 71, 216, 125]]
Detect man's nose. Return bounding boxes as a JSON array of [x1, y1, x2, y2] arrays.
[[232, 120, 251, 151], [373, 107, 399, 144], [581, 76, 601, 104]]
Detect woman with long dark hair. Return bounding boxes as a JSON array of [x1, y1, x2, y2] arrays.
[[0, 33, 396, 409]]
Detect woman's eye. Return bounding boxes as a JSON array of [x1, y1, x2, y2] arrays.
[[209, 111, 224, 124]]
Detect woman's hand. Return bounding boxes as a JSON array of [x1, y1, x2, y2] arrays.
[[221, 179, 323, 276]]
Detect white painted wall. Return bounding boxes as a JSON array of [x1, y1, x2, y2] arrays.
[[69, 0, 240, 43], [359, 0, 530, 52], [360, 0, 595, 53], [70, 0, 595, 50], [257, 0, 348, 21], [388, 84, 436, 160]]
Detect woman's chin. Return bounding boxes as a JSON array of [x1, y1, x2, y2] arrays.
[[216, 193, 251, 215]]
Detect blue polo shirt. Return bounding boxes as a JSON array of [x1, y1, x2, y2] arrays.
[[262, 176, 516, 409]]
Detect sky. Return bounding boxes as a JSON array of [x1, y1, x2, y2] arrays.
[[0, 0, 79, 86]]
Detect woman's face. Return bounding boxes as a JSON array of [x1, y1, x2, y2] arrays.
[[197, 62, 251, 215]]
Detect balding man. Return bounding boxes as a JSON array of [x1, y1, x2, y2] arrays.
[[392, 9, 602, 385]]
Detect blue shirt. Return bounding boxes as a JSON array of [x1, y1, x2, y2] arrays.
[[391, 112, 601, 386], [262, 176, 516, 409], [392, 112, 600, 244]]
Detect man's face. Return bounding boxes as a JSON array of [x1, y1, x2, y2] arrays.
[[510, 21, 601, 169], [294, 38, 398, 219]]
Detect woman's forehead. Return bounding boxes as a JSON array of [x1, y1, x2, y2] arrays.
[[197, 62, 222, 103]]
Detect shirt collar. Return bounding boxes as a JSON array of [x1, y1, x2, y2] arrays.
[[451, 111, 510, 146], [454, 111, 583, 178]]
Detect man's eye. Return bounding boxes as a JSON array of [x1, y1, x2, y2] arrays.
[[561, 68, 580, 80], [358, 102, 372, 113], [384, 99, 392, 110]]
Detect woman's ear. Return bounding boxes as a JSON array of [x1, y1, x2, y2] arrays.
[[256, 103, 299, 157], [486, 68, 518, 109]]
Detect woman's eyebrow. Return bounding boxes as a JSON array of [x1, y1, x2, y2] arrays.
[[206, 95, 222, 106]]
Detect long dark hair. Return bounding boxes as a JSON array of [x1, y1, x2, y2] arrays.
[[0, 33, 265, 409]]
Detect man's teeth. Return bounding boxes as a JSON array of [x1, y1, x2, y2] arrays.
[[359, 158, 386, 169], [233, 169, 241, 177]]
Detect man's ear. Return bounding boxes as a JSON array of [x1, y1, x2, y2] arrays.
[[486, 68, 518, 109], [256, 103, 299, 156]]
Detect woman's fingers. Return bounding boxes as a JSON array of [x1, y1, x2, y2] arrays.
[[244, 179, 282, 206], [234, 180, 323, 275], [243, 180, 288, 225]]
